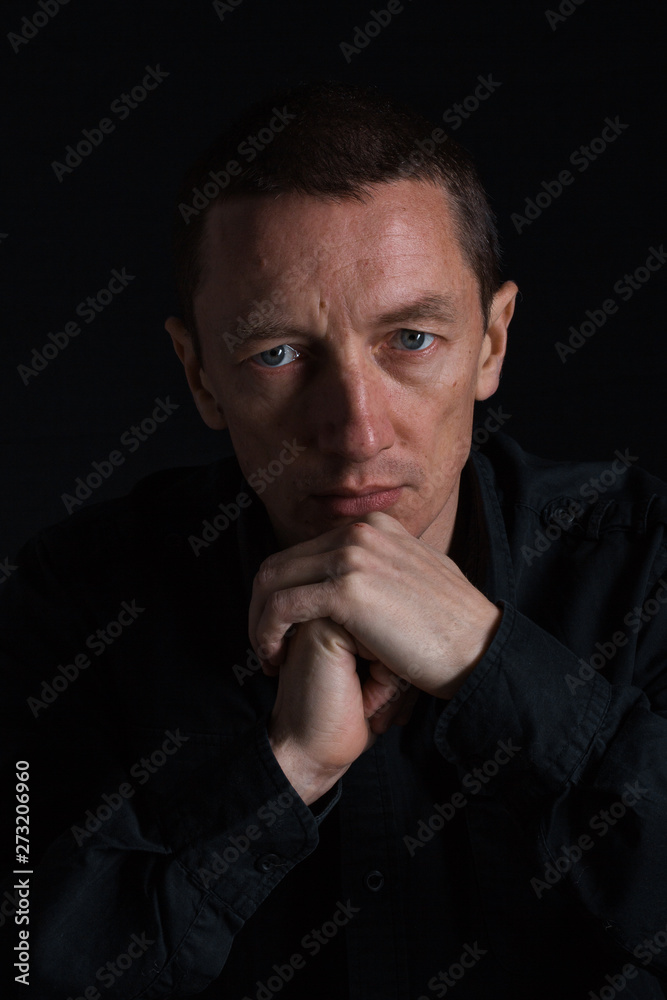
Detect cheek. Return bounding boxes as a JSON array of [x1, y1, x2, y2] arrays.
[[229, 416, 299, 484], [211, 364, 289, 433], [221, 415, 272, 479], [405, 381, 477, 473], [222, 399, 300, 491], [403, 369, 476, 435], [223, 367, 303, 428]]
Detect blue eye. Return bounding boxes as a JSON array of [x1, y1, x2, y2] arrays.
[[395, 329, 435, 351], [252, 344, 300, 368]]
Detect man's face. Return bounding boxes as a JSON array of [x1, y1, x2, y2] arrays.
[[171, 179, 515, 550]]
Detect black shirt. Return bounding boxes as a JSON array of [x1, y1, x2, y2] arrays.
[[2, 433, 667, 998]]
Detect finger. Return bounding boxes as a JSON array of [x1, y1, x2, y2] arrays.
[[356, 510, 410, 536], [363, 660, 414, 734], [249, 552, 339, 661], [252, 567, 363, 664], [354, 639, 376, 661], [258, 624, 298, 675], [368, 683, 415, 735], [260, 659, 280, 677], [361, 660, 409, 720], [248, 516, 406, 657]]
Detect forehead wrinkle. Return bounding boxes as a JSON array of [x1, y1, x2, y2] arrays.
[[199, 182, 477, 349], [266, 203, 444, 275], [226, 289, 459, 352]]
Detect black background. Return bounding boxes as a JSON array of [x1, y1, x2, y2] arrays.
[[2, 0, 665, 560]]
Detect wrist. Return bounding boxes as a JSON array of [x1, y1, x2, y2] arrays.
[[268, 731, 348, 807], [433, 602, 503, 700]]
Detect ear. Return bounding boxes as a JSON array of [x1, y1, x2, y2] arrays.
[[165, 316, 227, 430], [475, 281, 518, 401]]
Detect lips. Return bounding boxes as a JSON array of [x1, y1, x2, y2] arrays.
[[311, 486, 403, 517], [312, 484, 398, 497]]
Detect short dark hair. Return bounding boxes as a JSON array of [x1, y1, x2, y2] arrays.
[[172, 81, 502, 364]]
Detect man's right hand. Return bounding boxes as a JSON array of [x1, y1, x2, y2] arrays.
[[266, 618, 416, 806]]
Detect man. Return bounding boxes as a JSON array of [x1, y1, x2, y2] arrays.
[[2, 82, 667, 998]]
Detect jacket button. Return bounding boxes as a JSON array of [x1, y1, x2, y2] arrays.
[[364, 870, 384, 892], [256, 853, 282, 873], [552, 507, 575, 528]]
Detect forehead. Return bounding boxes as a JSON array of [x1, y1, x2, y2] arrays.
[[196, 179, 477, 313]]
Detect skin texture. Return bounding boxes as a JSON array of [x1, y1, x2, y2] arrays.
[[166, 178, 518, 804]]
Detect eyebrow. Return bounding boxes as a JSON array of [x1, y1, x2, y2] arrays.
[[226, 292, 458, 350], [373, 293, 458, 328]]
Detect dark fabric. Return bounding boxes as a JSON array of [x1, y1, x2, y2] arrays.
[[2, 433, 667, 998]]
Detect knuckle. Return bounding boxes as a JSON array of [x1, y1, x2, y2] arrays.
[[266, 589, 286, 618], [342, 521, 374, 546], [335, 544, 366, 576], [362, 511, 387, 529], [255, 557, 278, 590], [268, 587, 310, 627]]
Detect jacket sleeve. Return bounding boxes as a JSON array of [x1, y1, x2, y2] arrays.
[[0, 535, 339, 998], [433, 557, 667, 980]]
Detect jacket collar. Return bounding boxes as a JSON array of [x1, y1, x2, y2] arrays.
[[469, 448, 517, 607]]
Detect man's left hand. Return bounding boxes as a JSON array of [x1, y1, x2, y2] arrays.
[[249, 511, 502, 701]]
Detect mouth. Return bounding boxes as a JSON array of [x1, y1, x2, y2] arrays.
[[310, 486, 403, 517]]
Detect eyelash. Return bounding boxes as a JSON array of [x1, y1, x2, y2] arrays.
[[250, 329, 437, 368]]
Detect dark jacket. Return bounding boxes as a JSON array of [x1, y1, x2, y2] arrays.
[[1, 433, 667, 998]]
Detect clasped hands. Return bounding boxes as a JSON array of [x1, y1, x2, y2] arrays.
[[248, 511, 501, 804]]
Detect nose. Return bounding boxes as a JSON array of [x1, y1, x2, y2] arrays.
[[310, 357, 396, 463]]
